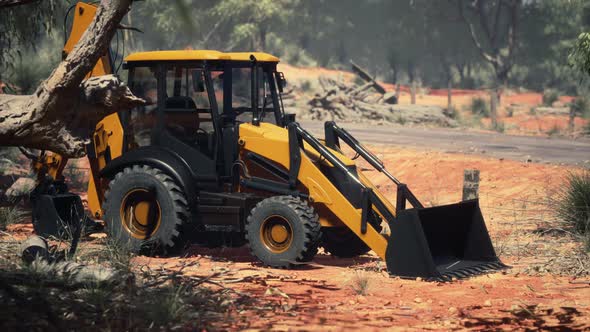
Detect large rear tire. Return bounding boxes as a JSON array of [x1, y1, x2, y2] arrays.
[[102, 165, 190, 255], [245, 196, 321, 268]]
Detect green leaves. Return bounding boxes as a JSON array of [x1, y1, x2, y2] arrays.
[[569, 32, 590, 78], [0, 0, 63, 80]]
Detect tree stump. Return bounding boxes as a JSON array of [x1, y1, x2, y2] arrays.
[[462, 169, 480, 201]]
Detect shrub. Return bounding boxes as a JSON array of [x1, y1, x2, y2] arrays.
[[557, 170, 590, 249], [470, 97, 489, 117], [494, 121, 505, 133], [542, 89, 560, 106], [570, 96, 590, 118], [0, 207, 24, 230], [102, 237, 135, 273], [546, 124, 562, 137], [395, 115, 407, 125], [300, 79, 312, 92], [445, 106, 459, 119], [529, 107, 537, 115], [506, 106, 514, 117]]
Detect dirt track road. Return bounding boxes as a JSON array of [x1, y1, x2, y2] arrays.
[[300, 121, 590, 166]]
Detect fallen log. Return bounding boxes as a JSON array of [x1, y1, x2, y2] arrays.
[[0, 75, 143, 157], [0, 0, 139, 158], [350, 60, 387, 94]]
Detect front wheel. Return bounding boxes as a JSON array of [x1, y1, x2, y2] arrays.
[[245, 196, 321, 268]]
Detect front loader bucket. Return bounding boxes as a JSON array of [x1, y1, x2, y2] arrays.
[[385, 199, 505, 281], [32, 194, 99, 239]]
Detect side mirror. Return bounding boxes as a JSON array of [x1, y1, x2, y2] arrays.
[[192, 70, 206, 92]]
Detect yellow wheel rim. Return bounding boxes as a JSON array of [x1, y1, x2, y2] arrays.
[[260, 215, 293, 253], [120, 189, 162, 239]]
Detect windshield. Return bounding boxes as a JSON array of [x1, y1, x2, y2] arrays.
[[209, 64, 283, 125]]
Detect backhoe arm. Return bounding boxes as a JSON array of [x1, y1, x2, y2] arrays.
[[33, 2, 124, 220]]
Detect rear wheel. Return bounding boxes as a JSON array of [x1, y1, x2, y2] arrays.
[[245, 196, 321, 268], [103, 165, 190, 254]]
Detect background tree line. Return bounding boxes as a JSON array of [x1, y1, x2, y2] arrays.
[[1, 0, 589, 97]]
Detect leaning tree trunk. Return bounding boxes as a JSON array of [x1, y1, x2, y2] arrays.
[[410, 81, 417, 105], [568, 106, 576, 135], [490, 87, 499, 129], [447, 79, 452, 110], [0, 0, 141, 158]]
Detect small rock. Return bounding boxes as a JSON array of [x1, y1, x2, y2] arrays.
[[415, 277, 423, 282], [448, 307, 457, 314], [357, 296, 367, 304], [484, 300, 492, 307], [414, 297, 422, 303]]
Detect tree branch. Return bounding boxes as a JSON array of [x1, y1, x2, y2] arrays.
[[0, 75, 144, 156], [0, 0, 39, 8], [475, 0, 494, 47], [506, 0, 519, 61], [0, 0, 141, 157], [492, 0, 504, 46], [457, 0, 498, 65]]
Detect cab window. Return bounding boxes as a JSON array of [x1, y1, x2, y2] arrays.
[[231, 67, 276, 124], [164, 65, 217, 157]]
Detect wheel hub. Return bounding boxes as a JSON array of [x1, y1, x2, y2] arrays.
[[270, 224, 289, 243], [260, 215, 293, 253], [120, 189, 161, 239]]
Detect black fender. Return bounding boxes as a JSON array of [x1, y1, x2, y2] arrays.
[[99, 146, 198, 206]]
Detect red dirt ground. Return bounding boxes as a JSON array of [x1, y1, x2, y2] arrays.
[[6, 145, 588, 331], [146, 148, 589, 331], [3, 64, 588, 330]]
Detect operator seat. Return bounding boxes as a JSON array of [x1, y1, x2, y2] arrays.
[[164, 96, 215, 157]]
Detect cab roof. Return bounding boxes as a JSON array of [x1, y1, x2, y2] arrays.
[[124, 50, 280, 63]]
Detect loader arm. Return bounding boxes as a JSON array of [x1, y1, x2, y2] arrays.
[[240, 121, 504, 280]]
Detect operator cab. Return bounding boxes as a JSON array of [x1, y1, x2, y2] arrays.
[[120, 50, 287, 189]]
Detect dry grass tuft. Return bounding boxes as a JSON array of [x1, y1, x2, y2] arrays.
[[0, 207, 24, 230], [349, 270, 371, 296]]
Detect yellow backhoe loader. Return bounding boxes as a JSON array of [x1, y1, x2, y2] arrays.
[[31, 2, 504, 280]]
